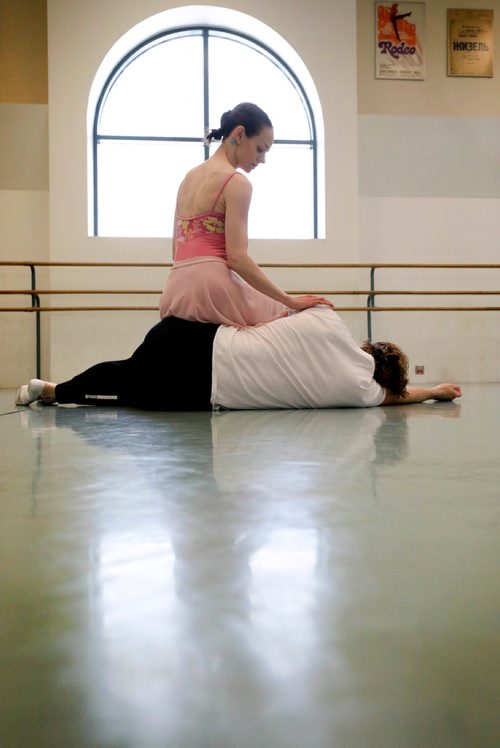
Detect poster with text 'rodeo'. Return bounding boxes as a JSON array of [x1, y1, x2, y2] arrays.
[[376, 2, 425, 80]]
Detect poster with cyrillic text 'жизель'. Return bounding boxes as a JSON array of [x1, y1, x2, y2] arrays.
[[448, 9, 493, 77]]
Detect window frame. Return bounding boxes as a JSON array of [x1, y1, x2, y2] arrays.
[[91, 26, 319, 238]]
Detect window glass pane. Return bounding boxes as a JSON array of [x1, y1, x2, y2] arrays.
[[98, 34, 204, 137], [93, 27, 318, 238], [247, 144, 313, 239], [208, 34, 311, 141], [97, 140, 204, 237]]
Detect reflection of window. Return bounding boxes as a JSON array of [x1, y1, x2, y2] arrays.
[[250, 529, 318, 575], [249, 529, 318, 677], [94, 532, 177, 721], [90, 26, 321, 239], [98, 533, 176, 628]]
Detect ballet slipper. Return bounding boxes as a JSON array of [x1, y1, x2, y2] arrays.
[[15, 379, 54, 406]]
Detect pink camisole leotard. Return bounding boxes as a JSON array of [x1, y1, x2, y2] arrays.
[[159, 172, 286, 327]]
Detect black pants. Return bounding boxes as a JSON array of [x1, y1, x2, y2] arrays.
[[55, 317, 219, 410]]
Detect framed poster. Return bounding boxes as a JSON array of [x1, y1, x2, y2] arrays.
[[448, 9, 493, 77], [375, 2, 425, 80]]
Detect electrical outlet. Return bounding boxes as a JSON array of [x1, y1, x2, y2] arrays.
[[415, 365, 425, 375]]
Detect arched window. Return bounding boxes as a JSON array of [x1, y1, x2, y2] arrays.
[[88, 9, 324, 239]]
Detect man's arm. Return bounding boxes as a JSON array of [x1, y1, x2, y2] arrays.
[[382, 383, 462, 406]]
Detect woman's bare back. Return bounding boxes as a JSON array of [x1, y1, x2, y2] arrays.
[[176, 161, 241, 218]]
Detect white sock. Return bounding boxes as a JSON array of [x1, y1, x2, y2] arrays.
[[15, 379, 50, 406]]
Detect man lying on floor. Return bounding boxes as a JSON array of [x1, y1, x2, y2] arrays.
[[15, 307, 461, 411]]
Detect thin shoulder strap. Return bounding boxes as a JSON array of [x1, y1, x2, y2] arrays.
[[211, 172, 238, 212]]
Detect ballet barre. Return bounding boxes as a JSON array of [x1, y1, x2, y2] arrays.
[[2, 261, 500, 377]]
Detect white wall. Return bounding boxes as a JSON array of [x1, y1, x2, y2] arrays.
[[0, 104, 49, 386], [357, 0, 500, 383]]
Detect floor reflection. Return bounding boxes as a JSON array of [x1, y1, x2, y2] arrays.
[[5, 398, 472, 747]]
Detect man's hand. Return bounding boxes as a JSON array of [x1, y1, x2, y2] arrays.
[[383, 383, 462, 405], [429, 383, 462, 401]]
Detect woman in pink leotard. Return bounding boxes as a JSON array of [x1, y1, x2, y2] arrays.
[[159, 102, 333, 327]]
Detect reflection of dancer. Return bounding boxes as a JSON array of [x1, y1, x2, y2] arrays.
[[16, 308, 461, 410], [390, 3, 412, 42]]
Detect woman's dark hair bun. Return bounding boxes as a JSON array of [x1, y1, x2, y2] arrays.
[[205, 102, 272, 143], [205, 126, 224, 142], [220, 110, 232, 128]]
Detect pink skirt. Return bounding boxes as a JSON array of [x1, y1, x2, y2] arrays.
[[159, 257, 286, 327]]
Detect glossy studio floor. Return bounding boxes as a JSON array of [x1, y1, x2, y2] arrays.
[[0, 386, 499, 748]]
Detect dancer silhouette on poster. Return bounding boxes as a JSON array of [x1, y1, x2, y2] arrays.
[[390, 4, 412, 42]]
